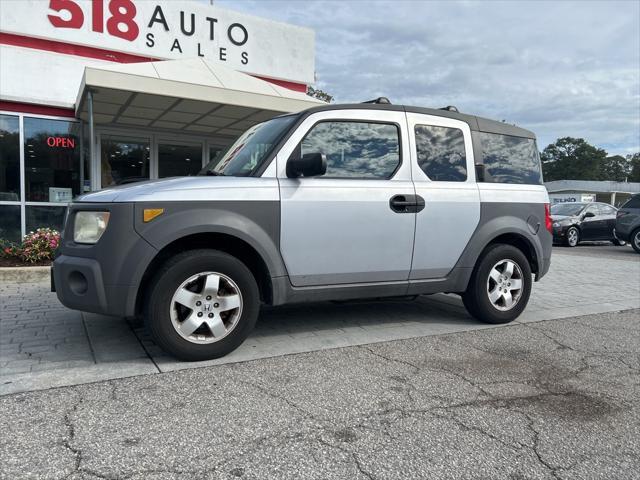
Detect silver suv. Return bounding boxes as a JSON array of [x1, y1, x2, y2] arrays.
[[53, 101, 552, 360]]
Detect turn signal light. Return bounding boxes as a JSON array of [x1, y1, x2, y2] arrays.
[[143, 208, 164, 223], [544, 203, 553, 233]]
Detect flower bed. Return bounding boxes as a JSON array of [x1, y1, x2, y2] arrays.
[[1, 228, 59, 267]]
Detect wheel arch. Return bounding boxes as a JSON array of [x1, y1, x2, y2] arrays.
[[134, 232, 276, 317]]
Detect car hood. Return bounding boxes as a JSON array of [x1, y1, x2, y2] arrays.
[[74, 176, 278, 203]]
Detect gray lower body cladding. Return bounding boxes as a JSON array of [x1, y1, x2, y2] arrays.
[[53, 199, 551, 314]]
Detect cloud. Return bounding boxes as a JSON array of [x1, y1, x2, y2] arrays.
[[218, 0, 640, 154]]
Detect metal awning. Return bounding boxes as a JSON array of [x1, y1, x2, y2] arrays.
[[75, 58, 324, 139]]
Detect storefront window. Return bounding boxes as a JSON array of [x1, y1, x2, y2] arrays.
[[0, 114, 20, 202], [25, 205, 67, 234], [24, 117, 81, 202], [101, 135, 150, 187], [158, 142, 202, 178], [0, 205, 21, 243]]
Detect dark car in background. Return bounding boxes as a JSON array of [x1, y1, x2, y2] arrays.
[[551, 202, 625, 247], [615, 194, 640, 253]]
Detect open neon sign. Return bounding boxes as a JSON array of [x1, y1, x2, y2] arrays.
[[47, 136, 76, 148]]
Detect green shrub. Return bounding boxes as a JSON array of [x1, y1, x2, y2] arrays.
[[1, 228, 60, 263]]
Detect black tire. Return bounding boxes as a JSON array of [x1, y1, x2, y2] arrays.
[[632, 228, 640, 254], [461, 244, 532, 325], [145, 249, 260, 361], [565, 227, 580, 247]]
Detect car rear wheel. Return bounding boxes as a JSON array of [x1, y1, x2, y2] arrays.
[[461, 244, 532, 325], [632, 228, 640, 254], [565, 227, 580, 247], [145, 249, 260, 361]]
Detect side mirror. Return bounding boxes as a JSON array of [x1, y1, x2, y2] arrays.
[[583, 211, 596, 218], [287, 152, 327, 178]]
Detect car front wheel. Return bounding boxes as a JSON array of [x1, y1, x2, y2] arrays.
[[145, 249, 260, 361], [462, 244, 532, 324], [565, 227, 580, 247]]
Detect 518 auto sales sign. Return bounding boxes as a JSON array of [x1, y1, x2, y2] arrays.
[[0, 0, 315, 84]]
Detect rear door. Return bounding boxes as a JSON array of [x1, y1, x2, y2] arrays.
[[277, 109, 416, 286], [406, 113, 480, 279]]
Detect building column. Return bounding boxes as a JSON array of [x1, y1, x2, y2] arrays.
[[611, 191, 616, 207], [87, 90, 98, 191]]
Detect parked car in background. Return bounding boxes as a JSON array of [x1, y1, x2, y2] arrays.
[[615, 194, 640, 253], [551, 202, 625, 247]]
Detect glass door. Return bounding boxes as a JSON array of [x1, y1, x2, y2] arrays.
[[157, 140, 203, 178], [100, 134, 150, 188]]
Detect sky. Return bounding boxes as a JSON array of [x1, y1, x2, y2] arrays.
[[215, 0, 640, 155]]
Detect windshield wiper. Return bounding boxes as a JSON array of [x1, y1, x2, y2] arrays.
[[203, 170, 226, 176]]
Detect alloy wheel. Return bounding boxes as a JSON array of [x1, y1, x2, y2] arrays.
[[486, 259, 524, 311], [567, 228, 579, 247], [169, 271, 243, 344]]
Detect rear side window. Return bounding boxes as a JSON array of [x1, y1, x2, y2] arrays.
[[300, 121, 400, 179], [622, 195, 640, 209], [414, 125, 467, 182], [480, 132, 542, 185]]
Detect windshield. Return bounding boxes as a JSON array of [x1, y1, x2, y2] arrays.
[[199, 115, 297, 177], [550, 203, 586, 216]]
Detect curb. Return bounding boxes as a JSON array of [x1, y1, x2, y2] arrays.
[[0, 266, 50, 283]]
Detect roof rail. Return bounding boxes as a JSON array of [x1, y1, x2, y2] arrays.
[[362, 97, 392, 105], [440, 105, 459, 112]]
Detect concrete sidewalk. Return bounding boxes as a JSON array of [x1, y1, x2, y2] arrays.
[[1, 248, 639, 395]]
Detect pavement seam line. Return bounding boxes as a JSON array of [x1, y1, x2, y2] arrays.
[[126, 319, 162, 374], [81, 312, 97, 365]]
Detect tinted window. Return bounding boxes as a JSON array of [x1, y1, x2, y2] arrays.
[[300, 121, 400, 179], [480, 132, 542, 184], [0, 114, 20, 201], [622, 195, 640, 209], [415, 125, 466, 181]]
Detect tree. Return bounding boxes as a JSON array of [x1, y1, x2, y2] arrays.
[[541, 137, 608, 181], [629, 153, 640, 182], [600, 155, 632, 182], [307, 86, 334, 103]]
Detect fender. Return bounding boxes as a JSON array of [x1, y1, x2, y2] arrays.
[[132, 201, 287, 279]]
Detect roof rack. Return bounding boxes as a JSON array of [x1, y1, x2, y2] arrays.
[[362, 97, 392, 105], [440, 105, 459, 112]]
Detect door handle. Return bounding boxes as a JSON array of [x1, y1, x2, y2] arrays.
[[390, 194, 425, 213]]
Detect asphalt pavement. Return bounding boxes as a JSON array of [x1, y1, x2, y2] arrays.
[[1, 309, 638, 480]]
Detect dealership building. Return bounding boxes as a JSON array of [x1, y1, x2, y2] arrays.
[[0, 0, 320, 242]]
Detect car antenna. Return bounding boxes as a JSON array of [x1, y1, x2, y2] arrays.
[[362, 97, 392, 104]]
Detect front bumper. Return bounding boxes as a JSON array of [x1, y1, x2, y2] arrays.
[[52, 256, 138, 317], [52, 202, 157, 318]]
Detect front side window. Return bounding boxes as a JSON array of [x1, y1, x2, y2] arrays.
[[300, 121, 400, 179], [622, 195, 640, 209], [414, 124, 467, 181], [0, 114, 20, 201], [24, 117, 81, 202], [200, 115, 297, 177], [480, 132, 542, 185]]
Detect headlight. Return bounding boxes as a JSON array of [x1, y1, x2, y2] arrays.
[[553, 222, 560, 228], [74, 211, 110, 244]]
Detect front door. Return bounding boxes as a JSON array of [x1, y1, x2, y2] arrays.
[[406, 113, 480, 279], [277, 110, 415, 287], [580, 204, 602, 240]]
